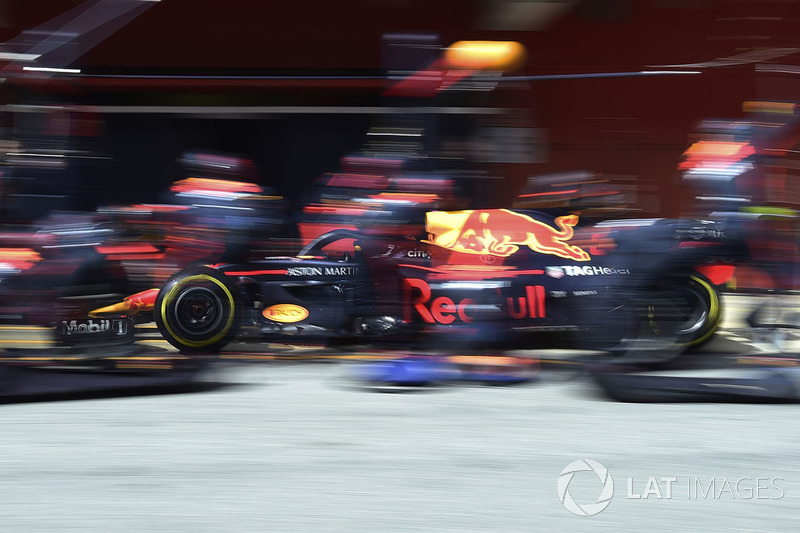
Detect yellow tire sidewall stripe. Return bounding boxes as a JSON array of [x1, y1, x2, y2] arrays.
[[160, 274, 235, 348], [688, 274, 721, 346]]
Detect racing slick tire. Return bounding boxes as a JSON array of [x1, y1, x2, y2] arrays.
[[155, 267, 241, 354], [679, 273, 723, 348], [591, 272, 722, 360]]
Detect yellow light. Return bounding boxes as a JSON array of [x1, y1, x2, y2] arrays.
[[443, 41, 527, 71], [743, 100, 797, 115], [683, 141, 754, 157]]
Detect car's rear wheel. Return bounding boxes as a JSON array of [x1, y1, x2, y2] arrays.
[[155, 267, 240, 354], [591, 272, 722, 360], [678, 273, 722, 348]]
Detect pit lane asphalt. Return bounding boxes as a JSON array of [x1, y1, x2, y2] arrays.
[[0, 294, 799, 532]]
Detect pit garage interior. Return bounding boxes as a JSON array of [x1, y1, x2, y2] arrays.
[[3, 0, 800, 220]]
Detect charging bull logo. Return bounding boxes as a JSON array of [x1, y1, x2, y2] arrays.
[[426, 209, 590, 261]]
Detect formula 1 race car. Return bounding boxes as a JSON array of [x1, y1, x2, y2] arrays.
[[97, 208, 745, 359]]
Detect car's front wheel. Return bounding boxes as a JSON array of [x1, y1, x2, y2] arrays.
[[155, 267, 241, 354]]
